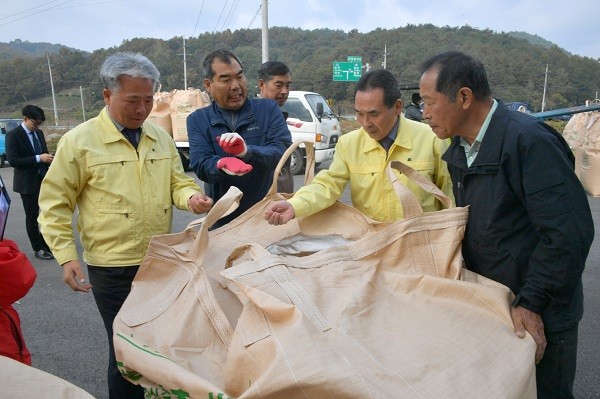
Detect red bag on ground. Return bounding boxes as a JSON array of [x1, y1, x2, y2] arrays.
[[0, 239, 37, 365]]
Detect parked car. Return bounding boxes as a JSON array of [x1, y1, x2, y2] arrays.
[[505, 101, 532, 113], [0, 119, 22, 167]]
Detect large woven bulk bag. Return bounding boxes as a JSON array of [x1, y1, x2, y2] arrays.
[[114, 142, 536, 398], [0, 355, 96, 399]]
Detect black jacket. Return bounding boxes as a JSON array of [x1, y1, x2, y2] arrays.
[[404, 103, 422, 121], [442, 101, 594, 332], [5, 125, 49, 194]]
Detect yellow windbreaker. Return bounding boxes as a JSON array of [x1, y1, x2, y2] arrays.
[[288, 115, 453, 222], [38, 107, 201, 266]]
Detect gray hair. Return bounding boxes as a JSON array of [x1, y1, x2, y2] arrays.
[[100, 52, 160, 92]]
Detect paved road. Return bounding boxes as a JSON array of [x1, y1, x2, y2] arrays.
[[1, 165, 598, 399]]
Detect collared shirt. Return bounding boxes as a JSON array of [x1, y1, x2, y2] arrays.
[[109, 116, 142, 145], [387, 117, 399, 142], [379, 118, 399, 153], [21, 122, 41, 163], [459, 99, 498, 167]]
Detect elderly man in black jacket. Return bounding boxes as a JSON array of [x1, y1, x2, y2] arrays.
[[419, 51, 594, 399]]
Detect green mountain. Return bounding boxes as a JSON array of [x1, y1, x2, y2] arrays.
[[0, 39, 84, 61], [506, 31, 559, 51], [0, 25, 598, 124]]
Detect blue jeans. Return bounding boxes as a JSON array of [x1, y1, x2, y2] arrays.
[[536, 323, 578, 399], [88, 265, 144, 399]]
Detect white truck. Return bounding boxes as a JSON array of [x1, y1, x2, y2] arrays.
[[281, 91, 340, 174], [153, 89, 340, 173]]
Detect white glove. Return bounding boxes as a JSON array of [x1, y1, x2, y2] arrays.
[[217, 132, 247, 157]]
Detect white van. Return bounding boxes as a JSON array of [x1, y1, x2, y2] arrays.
[[281, 91, 340, 174]]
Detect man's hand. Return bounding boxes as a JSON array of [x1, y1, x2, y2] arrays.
[[188, 193, 214, 214], [216, 157, 253, 176], [62, 259, 92, 293], [511, 305, 547, 364], [264, 200, 296, 225], [40, 153, 53, 164], [216, 133, 247, 157]]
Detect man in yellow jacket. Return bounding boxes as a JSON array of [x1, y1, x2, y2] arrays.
[[38, 52, 213, 399], [265, 68, 452, 224]]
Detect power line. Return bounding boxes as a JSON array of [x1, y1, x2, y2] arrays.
[[190, 0, 205, 38], [246, 4, 261, 29], [0, 0, 65, 21], [221, 0, 241, 31], [0, 0, 122, 27], [212, 0, 228, 34]]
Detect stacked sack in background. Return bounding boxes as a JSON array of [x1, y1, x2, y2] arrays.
[[147, 89, 211, 141], [562, 108, 600, 197]]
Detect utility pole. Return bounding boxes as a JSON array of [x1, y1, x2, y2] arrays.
[[541, 64, 548, 112], [261, 0, 269, 63], [80, 86, 86, 122], [182, 37, 188, 90], [382, 45, 387, 69], [46, 53, 58, 126]]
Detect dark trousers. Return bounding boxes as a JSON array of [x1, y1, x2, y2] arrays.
[[536, 323, 579, 399], [88, 265, 144, 399], [20, 177, 49, 252]]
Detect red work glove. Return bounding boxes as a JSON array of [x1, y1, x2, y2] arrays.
[[216, 157, 253, 176], [216, 133, 247, 157]]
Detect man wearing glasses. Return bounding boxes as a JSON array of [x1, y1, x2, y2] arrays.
[[5, 104, 54, 260]]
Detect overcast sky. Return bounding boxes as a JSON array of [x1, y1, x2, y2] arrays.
[[1, 0, 599, 59]]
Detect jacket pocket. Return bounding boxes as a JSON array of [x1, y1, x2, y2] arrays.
[[410, 160, 435, 172], [524, 169, 566, 218], [92, 207, 137, 255], [149, 204, 173, 234], [523, 169, 565, 195]]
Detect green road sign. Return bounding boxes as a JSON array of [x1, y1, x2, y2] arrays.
[[347, 56, 362, 64], [333, 61, 361, 82]]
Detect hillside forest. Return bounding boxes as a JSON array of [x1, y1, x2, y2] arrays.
[[0, 24, 599, 125]]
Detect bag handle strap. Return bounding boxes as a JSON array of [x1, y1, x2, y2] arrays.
[[387, 160, 452, 218], [267, 139, 316, 195], [237, 300, 271, 347], [186, 187, 246, 347], [186, 186, 244, 262]]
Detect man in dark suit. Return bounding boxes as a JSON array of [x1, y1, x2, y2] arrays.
[[6, 105, 54, 260]]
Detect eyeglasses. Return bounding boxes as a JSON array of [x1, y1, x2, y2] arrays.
[[28, 118, 44, 127]]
